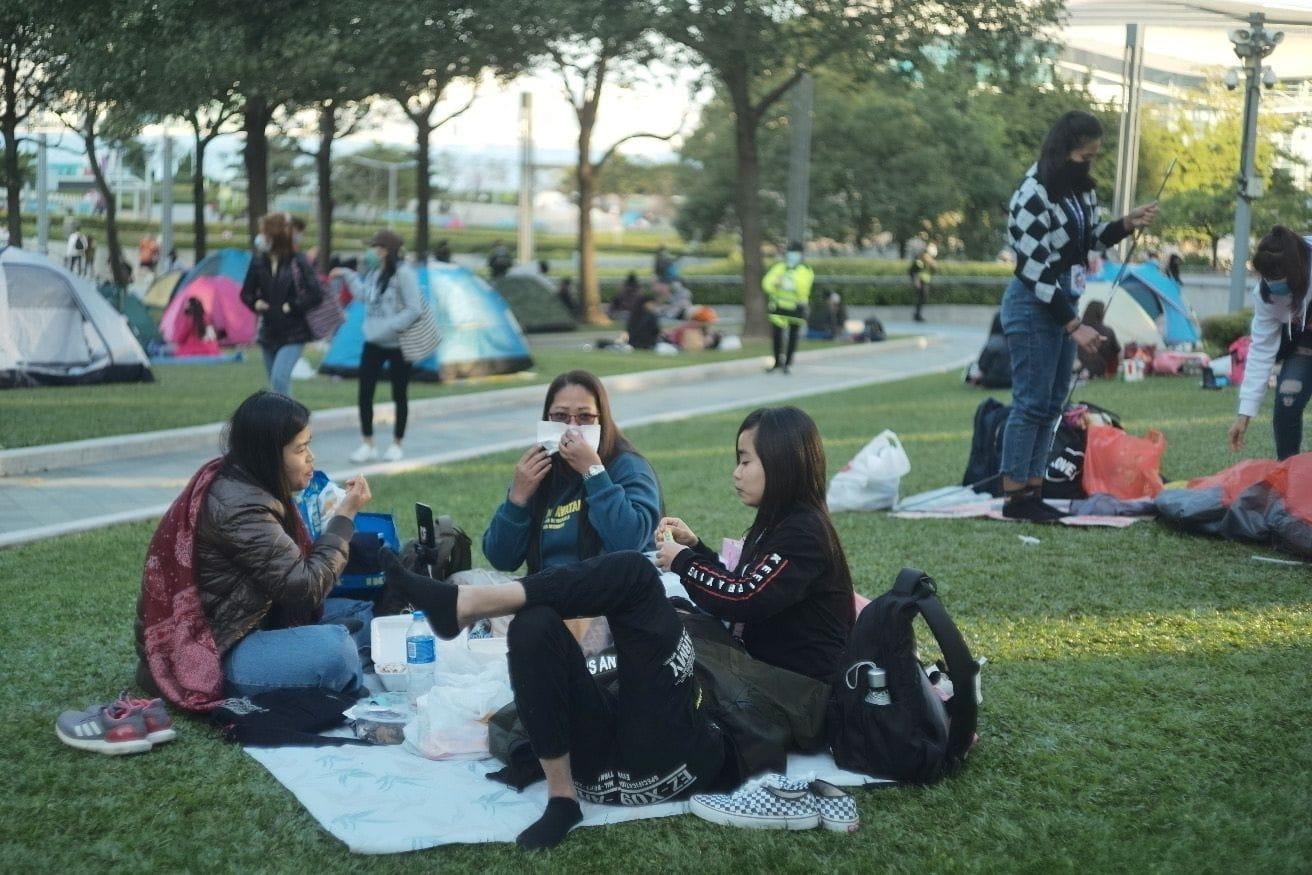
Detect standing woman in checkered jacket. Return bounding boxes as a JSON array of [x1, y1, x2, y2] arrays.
[[1001, 110, 1158, 521]]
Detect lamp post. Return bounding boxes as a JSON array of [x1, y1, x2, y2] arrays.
[[348, 155, 416, 229], [36, 133, 49, 256], [1227, 12, 1284, 312]]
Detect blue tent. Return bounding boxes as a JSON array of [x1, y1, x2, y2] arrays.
[[178, 248, 251, 292], [1090, 261, 1200, 346], [319, 262, 533, 382]]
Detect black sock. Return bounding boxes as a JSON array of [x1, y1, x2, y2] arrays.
[[379, 549, 461, 639], [517, 797, 582, 850]]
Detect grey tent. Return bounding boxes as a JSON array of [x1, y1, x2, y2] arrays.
[[0, 246, 153, 388]]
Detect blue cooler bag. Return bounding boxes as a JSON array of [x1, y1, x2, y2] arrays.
[[294, 471, 400, 597]]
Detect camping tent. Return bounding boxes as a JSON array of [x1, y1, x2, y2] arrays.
[[493, 273, 576, 333], [1080, 280, 1165, 348], [180, 248, 250, 288], [98, 282, 162, 349], [1083, 262, 1201, 348], [0, 247, 153, 388], [1118, 263, 1200, 346], [159, 275, 256, 346], [320, 262, 533, 381], [141, 269, 183, 309]]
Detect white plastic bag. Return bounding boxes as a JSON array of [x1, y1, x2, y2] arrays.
[[403, 631, 513, 761], [826, 430, 911, 512]]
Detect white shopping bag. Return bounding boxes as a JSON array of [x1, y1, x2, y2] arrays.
[[826, 430, 911, 512]]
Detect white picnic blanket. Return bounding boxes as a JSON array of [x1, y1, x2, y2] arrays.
[[245, 733, 886, 854]]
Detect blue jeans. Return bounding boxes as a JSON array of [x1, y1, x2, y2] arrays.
[[261, 342, 304, 397], [223, 597, 374, 698], [1274, 351, 1312, 460], [1000, 278, 1076, 483]]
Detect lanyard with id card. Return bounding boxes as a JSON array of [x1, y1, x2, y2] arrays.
[[1065, 194, 1089, 297]]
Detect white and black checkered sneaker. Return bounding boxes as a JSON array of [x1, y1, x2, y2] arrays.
[[808, 779, 860, 833], [689, 773, 819, 831]]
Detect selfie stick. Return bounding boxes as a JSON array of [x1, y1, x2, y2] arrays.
[[1062, 157, 1178, 409]]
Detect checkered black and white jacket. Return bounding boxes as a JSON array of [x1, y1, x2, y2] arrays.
[[1007, 163, 1127, 307]]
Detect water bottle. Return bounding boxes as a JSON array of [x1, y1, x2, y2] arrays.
[[864, 665, 892, 706], [405, 611, 437, 699]]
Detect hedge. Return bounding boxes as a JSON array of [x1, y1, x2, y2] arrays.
[[1201, 309, 1253, 350], [598, 275, 1009, 307]]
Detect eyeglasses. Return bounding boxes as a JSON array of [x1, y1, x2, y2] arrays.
[[547, 412, 599, 425]]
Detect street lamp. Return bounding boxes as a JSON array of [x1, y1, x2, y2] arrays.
[[347, 155, 416, 229], [1227, 12, 1284, 312]]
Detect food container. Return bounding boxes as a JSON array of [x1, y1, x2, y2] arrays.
[[374, 662, 408, 693]]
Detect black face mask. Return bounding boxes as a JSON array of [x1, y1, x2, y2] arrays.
[[1059, 159, 1096, 194]]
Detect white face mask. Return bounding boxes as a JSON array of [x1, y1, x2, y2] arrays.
[[253, 233, 270, 253], [537, 421, 601, 455]]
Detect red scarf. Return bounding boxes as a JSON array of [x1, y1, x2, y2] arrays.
[[138, 458, 312, 711]]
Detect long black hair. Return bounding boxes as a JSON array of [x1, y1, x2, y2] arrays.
[[1037, 110, 1103, 197], [737, 406, 852, 589], [1253, 225, 1310, 308], [185, 297, 206, 337], [222, 391, 311, 539]]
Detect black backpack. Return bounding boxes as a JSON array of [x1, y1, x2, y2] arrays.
[[827, 568, 979, 784]]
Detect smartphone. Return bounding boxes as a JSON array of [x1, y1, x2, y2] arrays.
[[416, 502, 436, 578], [416, 502, 436, 549]]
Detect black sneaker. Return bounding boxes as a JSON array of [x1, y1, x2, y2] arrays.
[[1001, 492, 1067, 523]]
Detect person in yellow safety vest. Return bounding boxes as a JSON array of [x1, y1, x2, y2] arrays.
[[762, 241, 814, 374]]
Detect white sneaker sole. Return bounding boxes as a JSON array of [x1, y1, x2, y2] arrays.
[[689, 798, 819, 831], [146, 728, 177, 744], [56, 727, 152, 755], [819, 815, 861, 833]]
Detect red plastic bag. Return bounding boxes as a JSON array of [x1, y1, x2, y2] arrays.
[[1083, 425, 1166, 499]]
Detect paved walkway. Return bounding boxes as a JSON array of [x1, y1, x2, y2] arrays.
[[0, 322, 981, 547]]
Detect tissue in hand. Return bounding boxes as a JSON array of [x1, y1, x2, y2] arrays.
[[536, 421, 602, 454]]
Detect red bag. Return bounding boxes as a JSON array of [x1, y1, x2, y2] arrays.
[[1083, 425, 1166, 499]]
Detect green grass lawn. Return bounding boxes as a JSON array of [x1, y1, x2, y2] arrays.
[[0, 340, 770, 449], [3, 372, 1309, 872]]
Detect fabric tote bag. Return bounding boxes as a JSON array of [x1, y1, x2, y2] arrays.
[[292, 257, 345, 340], [399, 301, 441, 362]]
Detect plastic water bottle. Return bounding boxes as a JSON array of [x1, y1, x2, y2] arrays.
[[406, 611, 437, 699], [864, 665, 892, 706]]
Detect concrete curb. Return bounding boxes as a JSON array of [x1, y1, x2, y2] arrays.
[[0, 341, 969, 549], [0, 336, 923, 477]]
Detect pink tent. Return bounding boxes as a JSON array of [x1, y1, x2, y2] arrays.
[[159, 276, 256, 347]]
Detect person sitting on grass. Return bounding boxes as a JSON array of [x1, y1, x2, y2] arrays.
[[135, 391, 375, 709], [483, 370, 661, 574], [174, 297, 222, 358], [383, 405, 853, 849]]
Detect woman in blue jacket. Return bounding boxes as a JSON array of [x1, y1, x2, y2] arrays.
[[483, 370, 660, 572]]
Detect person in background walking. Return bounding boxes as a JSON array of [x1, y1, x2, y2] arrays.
[[240, 212, 323, 397], [654, 246, 675, 284], [1001, 109, 1158, 521], [333, 229, 423, 464], [909, 242, 938, 323], [138, 233, 160, 276], [66, 225, 88, 275], [762, 241, 813, 374], [1228, 225, 1312, 460], [84, 236, 97, 278]]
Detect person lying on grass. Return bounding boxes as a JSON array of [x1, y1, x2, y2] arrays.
[[135, 391, 375, 710], [383, 405, 854, 850]]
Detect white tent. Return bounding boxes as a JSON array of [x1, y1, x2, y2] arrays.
[[1080, 281, 1166, 348], [0, 246, 153, 388]]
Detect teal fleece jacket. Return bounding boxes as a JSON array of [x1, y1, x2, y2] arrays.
[[481, 451, 660, 572]]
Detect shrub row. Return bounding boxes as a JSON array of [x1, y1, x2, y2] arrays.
[[1200, 309, 1253, 350], [598, 276, 1009, 307]]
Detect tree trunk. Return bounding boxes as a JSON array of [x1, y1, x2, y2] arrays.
[[1211, 236, 1219, 270], [576, 99, 607, 325], [414, 113, 431, 262], [192, 129, 208, 259], [316, 103, 334, 272], [729, 81, 768, 338], [82, 120, 130, 286], [243, 95, 272, 235], [3, 58, 22, 247], [2, 115, 21, 248]]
